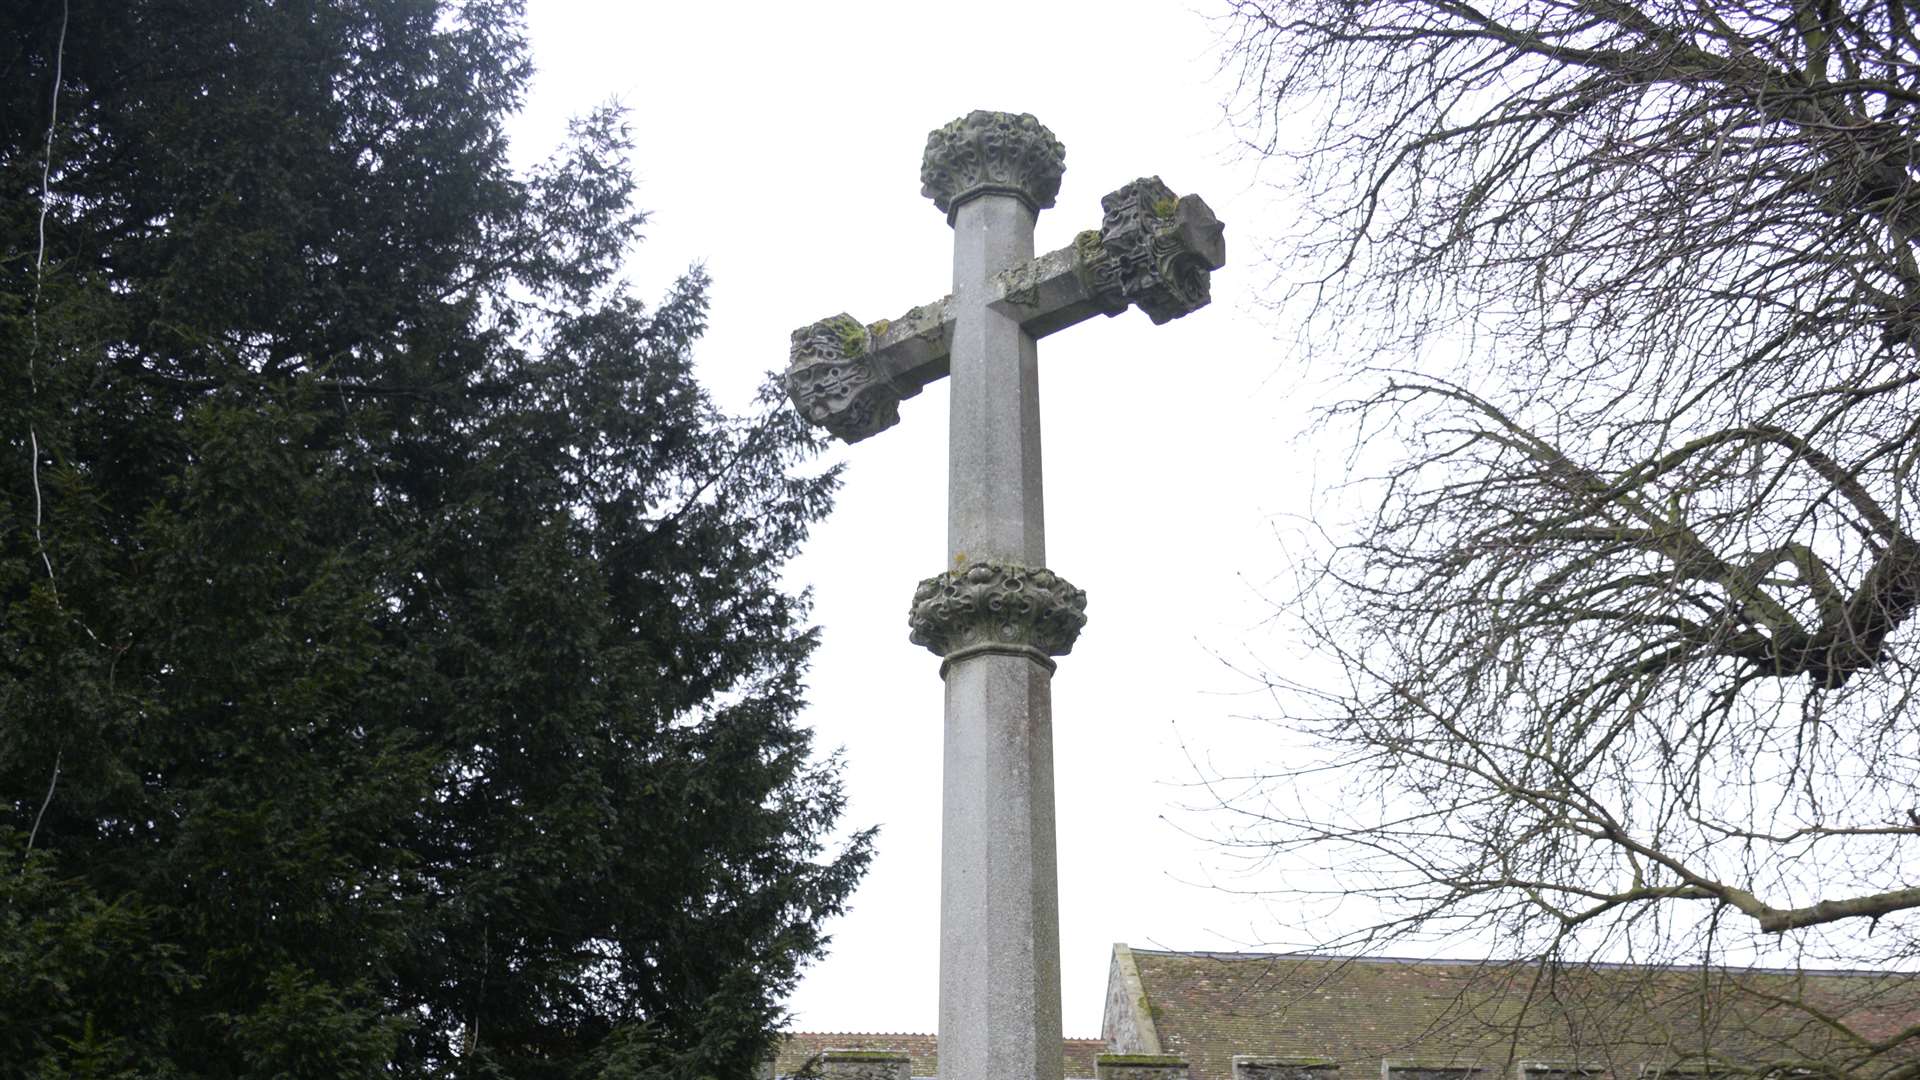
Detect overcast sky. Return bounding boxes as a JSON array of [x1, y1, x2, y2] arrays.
[[507, 0, 1333, 1038]]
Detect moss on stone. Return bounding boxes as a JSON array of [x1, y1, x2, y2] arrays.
[[831, 316, 867, 356], [1074, 229, 1105, 263]]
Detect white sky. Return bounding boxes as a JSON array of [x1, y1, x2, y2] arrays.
[[509, 0, 1331, 1038]]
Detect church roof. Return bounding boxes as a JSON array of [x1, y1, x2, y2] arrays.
[[1117, 946, 1920, 1080], [772, 1031, 1107, 1079], [775, 946, 1920, 1080]]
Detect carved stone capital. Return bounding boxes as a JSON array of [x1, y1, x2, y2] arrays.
[[1077, 176, 1227, 325], [920, 111, 1067, 222], [908, 561, 1088, 660], [785, 314, 900, 444]]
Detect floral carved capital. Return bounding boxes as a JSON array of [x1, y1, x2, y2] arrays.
[[1077, 176, 1227, 325], [785, 314, 899, 444], [908, 561, 1088, 659], [920, 111, 1067, 222]]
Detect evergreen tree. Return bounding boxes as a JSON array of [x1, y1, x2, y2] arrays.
[[0, 2, 871, 1076]]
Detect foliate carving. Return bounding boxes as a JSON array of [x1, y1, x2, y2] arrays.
[[908, 561, 1088, 658], [1079, 176, 1227, 325], [785, 314, 899, 444], [920, 111, 1067, 221]]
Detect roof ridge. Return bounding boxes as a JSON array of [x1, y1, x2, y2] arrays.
[[782, 1032, 936, 1038], [784, 1033, 1106, 1041], [1123, 947, 1912, 978]]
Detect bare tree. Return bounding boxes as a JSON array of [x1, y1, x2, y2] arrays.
[[1215, 0, 1920, 1070]]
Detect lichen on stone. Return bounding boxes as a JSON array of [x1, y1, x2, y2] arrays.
[[828, 314, 868, 357]]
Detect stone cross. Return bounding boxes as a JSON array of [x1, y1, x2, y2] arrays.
[[784, 111, 1225, 1080]]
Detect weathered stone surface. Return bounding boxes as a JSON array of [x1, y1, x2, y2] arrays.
[[785, 314, 899, 443], [1081, 176, 1227, 325], [1233, 1058, 1339, 1080], [792, 112, 1227, 1080], [947, 194, 1046, 568], [908, 562, 1087, 659], [921, 111, 1066, 222], [934, 172, 1063, 1080], [865, 297, 956, 397], [1098, 1054, 1193, 1080], [940, 649, 1062, 1080], [1384, 1067, 1485, 1080], [816, 1051, 911, 1080], [1102, 944, 1165, 1056], [787, 179, 1226, 444], [1516, 1067, 1602, 1080]]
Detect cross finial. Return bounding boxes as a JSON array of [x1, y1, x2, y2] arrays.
[[784, 174, 1225, 443], [920, 111, 1067, 223]]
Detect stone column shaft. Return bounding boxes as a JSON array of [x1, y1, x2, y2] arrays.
[[939, 651, 1062, 1080], [947, 193, 1045, 568], [939, 190, 1063, 1080]]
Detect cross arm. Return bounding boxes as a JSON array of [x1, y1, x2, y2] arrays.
[[785, 176, 1226, 444]]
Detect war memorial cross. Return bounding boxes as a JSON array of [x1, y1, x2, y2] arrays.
[[783, 111, 1226, 1080]]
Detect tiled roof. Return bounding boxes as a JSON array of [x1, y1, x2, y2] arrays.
[[1128, 949, 1920, 1080], [773, 1032, 1106, 1079]]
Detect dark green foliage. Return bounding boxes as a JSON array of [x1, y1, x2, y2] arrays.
[[0, 2, 871, 1076]]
